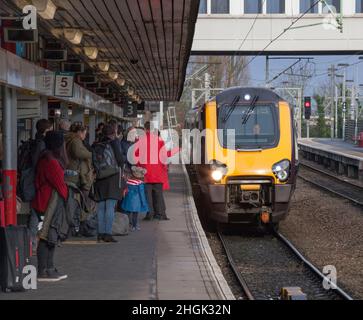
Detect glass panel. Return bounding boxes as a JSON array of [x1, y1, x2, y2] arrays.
[[300, 0, 319, 13], [199, 0, 207, 14], [323, 0, 341, 13], [211, 0, 230, 14], [218, 105, 279, 149], [267, 0, 285, 13], [244, 0, 263, 13], [357, 0, 363, 13]]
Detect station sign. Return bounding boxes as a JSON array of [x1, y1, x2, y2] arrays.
[[124, 101, 138, 118], [54, 72, 75, 98]]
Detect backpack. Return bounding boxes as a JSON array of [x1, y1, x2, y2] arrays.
[[92, 142, 119, 180], [17, 140, 37, 202]]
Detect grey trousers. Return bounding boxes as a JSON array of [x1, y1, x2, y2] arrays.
[[145, 184, 166, 218]]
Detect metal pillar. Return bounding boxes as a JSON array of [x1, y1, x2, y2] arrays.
[[160, 101, 164, 130], [88, 111, 96, 145], [265, 56, 270, 87], [1, 86, 17, 226], [72, 106, 84, 124], [342, 70, 347, 140], [60, 102, 69, 120], [40, 96, 48, 119], [335, 86, 338, 138], [330, 65, 336, 140]]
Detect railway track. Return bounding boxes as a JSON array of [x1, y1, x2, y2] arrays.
[[298, 162, 363, 207], [218, 231, 354, 300]]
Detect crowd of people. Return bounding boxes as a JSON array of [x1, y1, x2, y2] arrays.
[[18, 118, 178, 283]]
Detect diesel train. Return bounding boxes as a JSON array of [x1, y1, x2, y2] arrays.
[[185, 87, 299, 230]]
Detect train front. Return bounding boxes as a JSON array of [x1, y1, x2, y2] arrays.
[[204, 87, 298, 228]]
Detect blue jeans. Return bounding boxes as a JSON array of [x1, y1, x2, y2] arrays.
[[97, 199, 117, 235]]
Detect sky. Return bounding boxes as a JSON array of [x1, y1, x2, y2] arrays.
[[248, 54, 363, 97]]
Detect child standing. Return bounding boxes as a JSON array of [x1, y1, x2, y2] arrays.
[[121, 166, 149, 231]]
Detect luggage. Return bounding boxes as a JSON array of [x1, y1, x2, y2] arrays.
[[112, 212, 129, 236], [0, 201, 5, 228], [0, 225, 32, 292], [92, 142, 119, 180], [17, 139, 37, 202], [79, 214, 98, 238]]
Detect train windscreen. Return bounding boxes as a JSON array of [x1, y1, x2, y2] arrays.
[[218, 104, 279, 150]]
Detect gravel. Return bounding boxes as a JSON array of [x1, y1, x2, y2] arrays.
[[280, 178, 363, 299]]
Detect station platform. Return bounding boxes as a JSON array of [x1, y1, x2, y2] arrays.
[[0, 166, 234, 301], [298, 139, 363, 181]]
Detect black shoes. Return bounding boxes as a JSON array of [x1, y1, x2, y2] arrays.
[[97, 234, 105, 243], [143, 215, 153, 221], [38, 268, 68, 282], [103, 234, 118, 243]]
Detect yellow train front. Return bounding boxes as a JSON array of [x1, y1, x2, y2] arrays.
[[185, 87, 298, 229]]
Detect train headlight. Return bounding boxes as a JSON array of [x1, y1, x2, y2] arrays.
[[272, 160, 290, 182], [211, 170, 224, 182], [210, 161, 228, 182]]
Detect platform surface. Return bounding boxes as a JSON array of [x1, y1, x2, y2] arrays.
[[0, 165, 232, 300], [299, 139, 363, 161]]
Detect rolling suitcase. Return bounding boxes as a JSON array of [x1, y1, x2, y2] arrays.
[[0, 225, 32, 292]]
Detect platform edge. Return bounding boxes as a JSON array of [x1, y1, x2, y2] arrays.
[[182, 164, 235, 300]]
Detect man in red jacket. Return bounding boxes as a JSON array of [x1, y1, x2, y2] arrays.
[[133, 122, 179, 221]]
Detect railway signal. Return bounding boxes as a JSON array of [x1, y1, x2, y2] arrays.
[[304, 97, 312, 120]]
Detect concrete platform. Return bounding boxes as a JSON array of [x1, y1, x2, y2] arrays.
[[298, 139, 363, 181], [0, 165, 234, 301]]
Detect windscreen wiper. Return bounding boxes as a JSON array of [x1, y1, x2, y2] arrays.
[[222, 95, 240, 123], [241, 95, 259, 125]]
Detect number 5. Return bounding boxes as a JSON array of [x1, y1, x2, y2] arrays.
[[61, 77, 68, 88]]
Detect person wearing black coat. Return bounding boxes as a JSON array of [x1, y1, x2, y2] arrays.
[[92, 125, 125, 243]]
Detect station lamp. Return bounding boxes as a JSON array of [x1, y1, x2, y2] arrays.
[[108, 72, 119, 80], [64, 29, 83, 45], [84, 47, 98, 60], [117, 78, 126, 87], [98, 62, 110, 72], [32, 0, 57, 20], [128, 87, 135, 96], [304, 97, 312, 120]]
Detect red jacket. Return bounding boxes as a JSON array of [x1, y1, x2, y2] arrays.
[[32, 155, 68, 214], [134, 132, 179, 190]]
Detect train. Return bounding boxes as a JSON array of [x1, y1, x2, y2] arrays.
[[184, 87, 298, 230]]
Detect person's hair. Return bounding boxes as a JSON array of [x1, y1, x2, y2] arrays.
[[36, 119, 52, 135], [43, 143, 69, 169], [144, 122, 151, 131], [108, 119, 117, 126], [102, 124, 116, 138], [97, 123, 105, 130], [71, 123, 87, 134], [59, 119, 71, 131]]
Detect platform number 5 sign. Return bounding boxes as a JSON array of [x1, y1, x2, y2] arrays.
[[55, 72, 75, 98]]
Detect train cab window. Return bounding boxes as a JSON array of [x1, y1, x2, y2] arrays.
[[218, 104, 279, 150]]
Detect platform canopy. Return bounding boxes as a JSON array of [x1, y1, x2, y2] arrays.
[[3, 0, 200, 101]]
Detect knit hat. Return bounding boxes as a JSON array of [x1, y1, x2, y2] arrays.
[[131, 166, 147, 179], [44, 131, 64, 151], [102, 124, 116, 137]]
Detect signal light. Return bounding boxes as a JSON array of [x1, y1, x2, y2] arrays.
[[304, 97, 312, 120]]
